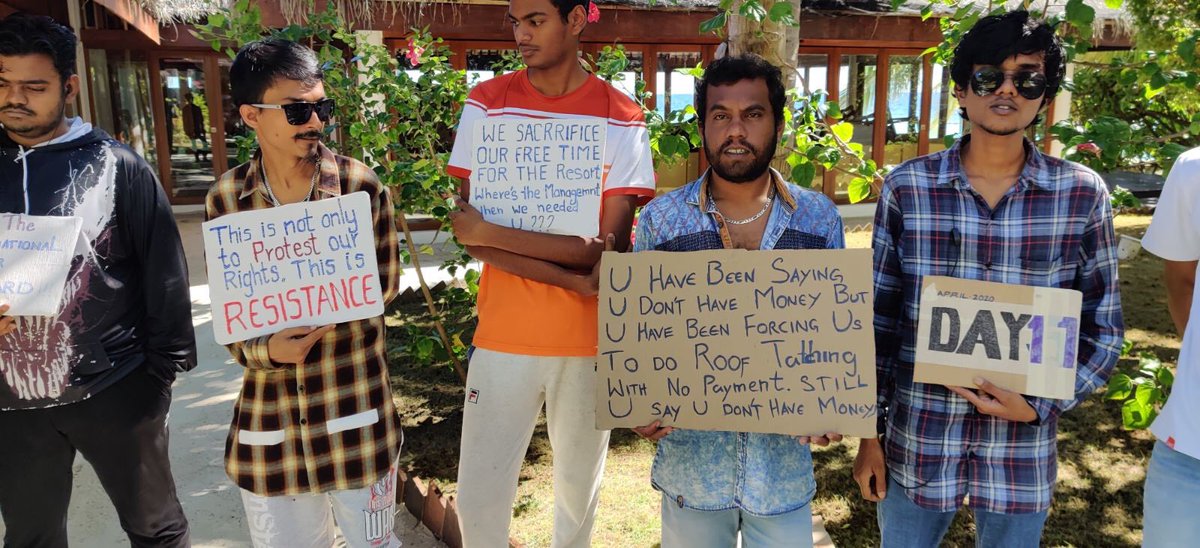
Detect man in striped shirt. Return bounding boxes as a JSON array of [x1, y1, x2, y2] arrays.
[[853, 11, 1123, 546], [206, 38, 402, 547], [445, 0, 655, 544]]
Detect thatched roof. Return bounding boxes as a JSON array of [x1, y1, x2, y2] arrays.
[[137, 0, 224, 22]]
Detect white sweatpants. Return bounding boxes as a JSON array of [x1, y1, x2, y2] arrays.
[[455, 348, 611, 548], [240, 462, 401, 548]]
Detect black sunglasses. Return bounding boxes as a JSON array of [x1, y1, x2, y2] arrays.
[[970, 67, 1047, 101], [251, 98, 336, 125]]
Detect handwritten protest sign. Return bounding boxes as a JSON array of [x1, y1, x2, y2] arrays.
[[0, 214, 82, 316], [470, 118, 605, 237], [914, 276, 1082, 400], [202, 192, 384, 345], [597, 249, 877, 437]]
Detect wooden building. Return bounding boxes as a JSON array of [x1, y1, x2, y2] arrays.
[[0, 0, 1133, 205]]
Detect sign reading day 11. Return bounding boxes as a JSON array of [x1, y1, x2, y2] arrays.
[[914, 276, 1083, 400], [202, 192, 384, 345], [470, 118, 606, 237]]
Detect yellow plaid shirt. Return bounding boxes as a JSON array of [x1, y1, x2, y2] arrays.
[[206, 143, 402, 496]]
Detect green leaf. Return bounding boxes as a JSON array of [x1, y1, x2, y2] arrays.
[[766, 2, 797, 26], [210, 13, 226, 26], [1065, 0, 1095, 28], [416, 337, 435, 358], [738, 0, 768, 22], [1155, 367, 1175, 390], [1106, 373, 1133, 400], [1120, 338, 1134, 357], [1180, 38, 1198, 64], [830, 121, 854, 142], [1135, 382, 1158, 406], [848, 177, 871, 203], [1122, 399, 1152, 429], [699, 11, 728, 35], [1103, 0, 1122, 8], [791, 161, 817, 188]]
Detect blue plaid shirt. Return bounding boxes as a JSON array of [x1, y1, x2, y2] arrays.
[[634, 170, 845, 516], [873, 137, 1124, 514]]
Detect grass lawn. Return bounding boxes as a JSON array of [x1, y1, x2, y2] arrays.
[[387, 214, 1171, 547]]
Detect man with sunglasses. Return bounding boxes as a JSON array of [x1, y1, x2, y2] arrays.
[[206, 38, 403, 547], [854, 11, 1123, 546]]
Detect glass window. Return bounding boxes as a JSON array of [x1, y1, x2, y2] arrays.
[[656, 51, 702, 115], [88, 49, 158, 173], [157, 58, 215, 200], [466, 49, 519, 84], [609, 50, 644, 101], [884, 55, 924, 169], [928, 63, 963, 152], [834, 54, 877, 201], [794, 54, 830, 189]]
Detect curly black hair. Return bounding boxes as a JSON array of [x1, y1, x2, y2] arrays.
[[0, 13, 77, 84], [951, 10, 1065, 122]]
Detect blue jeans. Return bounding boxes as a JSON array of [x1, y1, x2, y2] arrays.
[[878, 477, 1047, 548], [1143, 440, 1200, 547], [660, 494, 813, 548]]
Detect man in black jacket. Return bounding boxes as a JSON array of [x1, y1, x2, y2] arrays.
[[0, 13, 196, 547]]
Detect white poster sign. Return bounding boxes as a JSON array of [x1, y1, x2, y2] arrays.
[[0, 214, 83, 317], [202, 192, 384, 345], [470, 118, 606, 237]]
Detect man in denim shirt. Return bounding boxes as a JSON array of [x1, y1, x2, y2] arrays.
[[631, 54, 845, 547]]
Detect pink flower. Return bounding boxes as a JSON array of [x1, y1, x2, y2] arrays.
[[404, 40, 425, 67], [587, 1, 601, 23], [1077, 142, 1101, 156]]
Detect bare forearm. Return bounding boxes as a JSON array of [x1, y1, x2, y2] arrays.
[[477, 226, 602, 270], [1165, 260, 1197, 336], [466, 245, 590, 294]]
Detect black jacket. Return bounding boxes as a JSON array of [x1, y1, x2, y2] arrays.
[[0, 120, 196, 410]]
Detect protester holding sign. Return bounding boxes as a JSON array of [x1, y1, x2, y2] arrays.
[[856, 11, 1123, 546], [629, 54, 846, 547], [1140, 146, 1200, 547], [444, 0, 654, 545], [206, 39, 403, 547], [0, 13, 196, 546]]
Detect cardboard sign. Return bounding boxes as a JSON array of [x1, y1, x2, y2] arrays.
[[597, 249, 877, 437], [202, 192, 384, 345], [0, 214, 83, 316], [469, 118, 605, 237], [914, 276, 1082, 400]]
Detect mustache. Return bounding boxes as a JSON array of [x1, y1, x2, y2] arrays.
[[294, 131, 323, 140], [0, 105, 34, 115], [718, 139, 758, 154]]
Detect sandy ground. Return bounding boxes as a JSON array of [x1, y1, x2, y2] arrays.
[[0, 212, 445, 547]]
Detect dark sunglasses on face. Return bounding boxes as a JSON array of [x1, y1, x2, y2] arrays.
[[251, 98, 336, 125], [970, 67, 1048, 101]]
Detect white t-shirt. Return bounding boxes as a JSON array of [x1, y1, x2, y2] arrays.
[[1141, 147, 1200, 459]]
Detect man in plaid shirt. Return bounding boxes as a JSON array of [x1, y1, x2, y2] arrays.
[[853, 11, 1123, 546], [206, 39, 402, 547]]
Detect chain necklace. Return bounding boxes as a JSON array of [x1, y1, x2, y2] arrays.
[[262, 160, 321, 207], [708, 185, 775, 225]]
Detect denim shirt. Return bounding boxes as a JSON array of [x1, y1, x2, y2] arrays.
[[632, 170, 845, 516]]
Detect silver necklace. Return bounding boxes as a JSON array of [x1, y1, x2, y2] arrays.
[[262, 160, 320, 207], [708, 186, 775, 225]]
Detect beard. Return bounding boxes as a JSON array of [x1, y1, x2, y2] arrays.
[[704, 131, 779, 184], [973, 120, 1024, 137], [0, 100, 66, 142]]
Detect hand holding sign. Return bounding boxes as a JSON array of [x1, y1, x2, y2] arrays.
[[945, 377, 1038, 423], [796, 432, 843, 446], [268, 325, 336, 365], [448, 196, 488, 247], [0, 304, 16, 337]]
